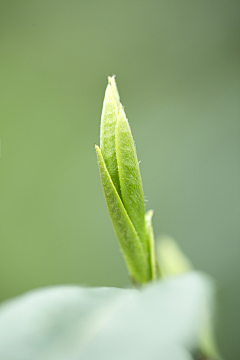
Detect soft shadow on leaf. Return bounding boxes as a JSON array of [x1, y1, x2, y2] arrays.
[[0, 272, 212, 360]]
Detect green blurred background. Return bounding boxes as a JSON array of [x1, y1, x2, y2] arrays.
[[0, 1, 239, 358]]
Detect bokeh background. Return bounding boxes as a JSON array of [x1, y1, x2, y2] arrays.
[[0, 1, 239, 358]]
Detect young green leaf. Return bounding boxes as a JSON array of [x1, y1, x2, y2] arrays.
[[100, 77, 121, 196], [96, 76, 159, 283], [115, 105, 148, 253], [95, 145, 150, 283]]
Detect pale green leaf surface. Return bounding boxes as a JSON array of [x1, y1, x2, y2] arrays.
[[0, 286, 134, 360], [115, 105, 147, 252], [100, 80, 121, 196], [0, 272, 213, 360], [95, 145, 150, 283]]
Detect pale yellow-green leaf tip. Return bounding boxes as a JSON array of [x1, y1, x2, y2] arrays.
[[108, 75, 120, 107], [157, 236, 193, 277]]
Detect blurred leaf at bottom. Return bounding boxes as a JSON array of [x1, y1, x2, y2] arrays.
[[0, 272, 213, 360]]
